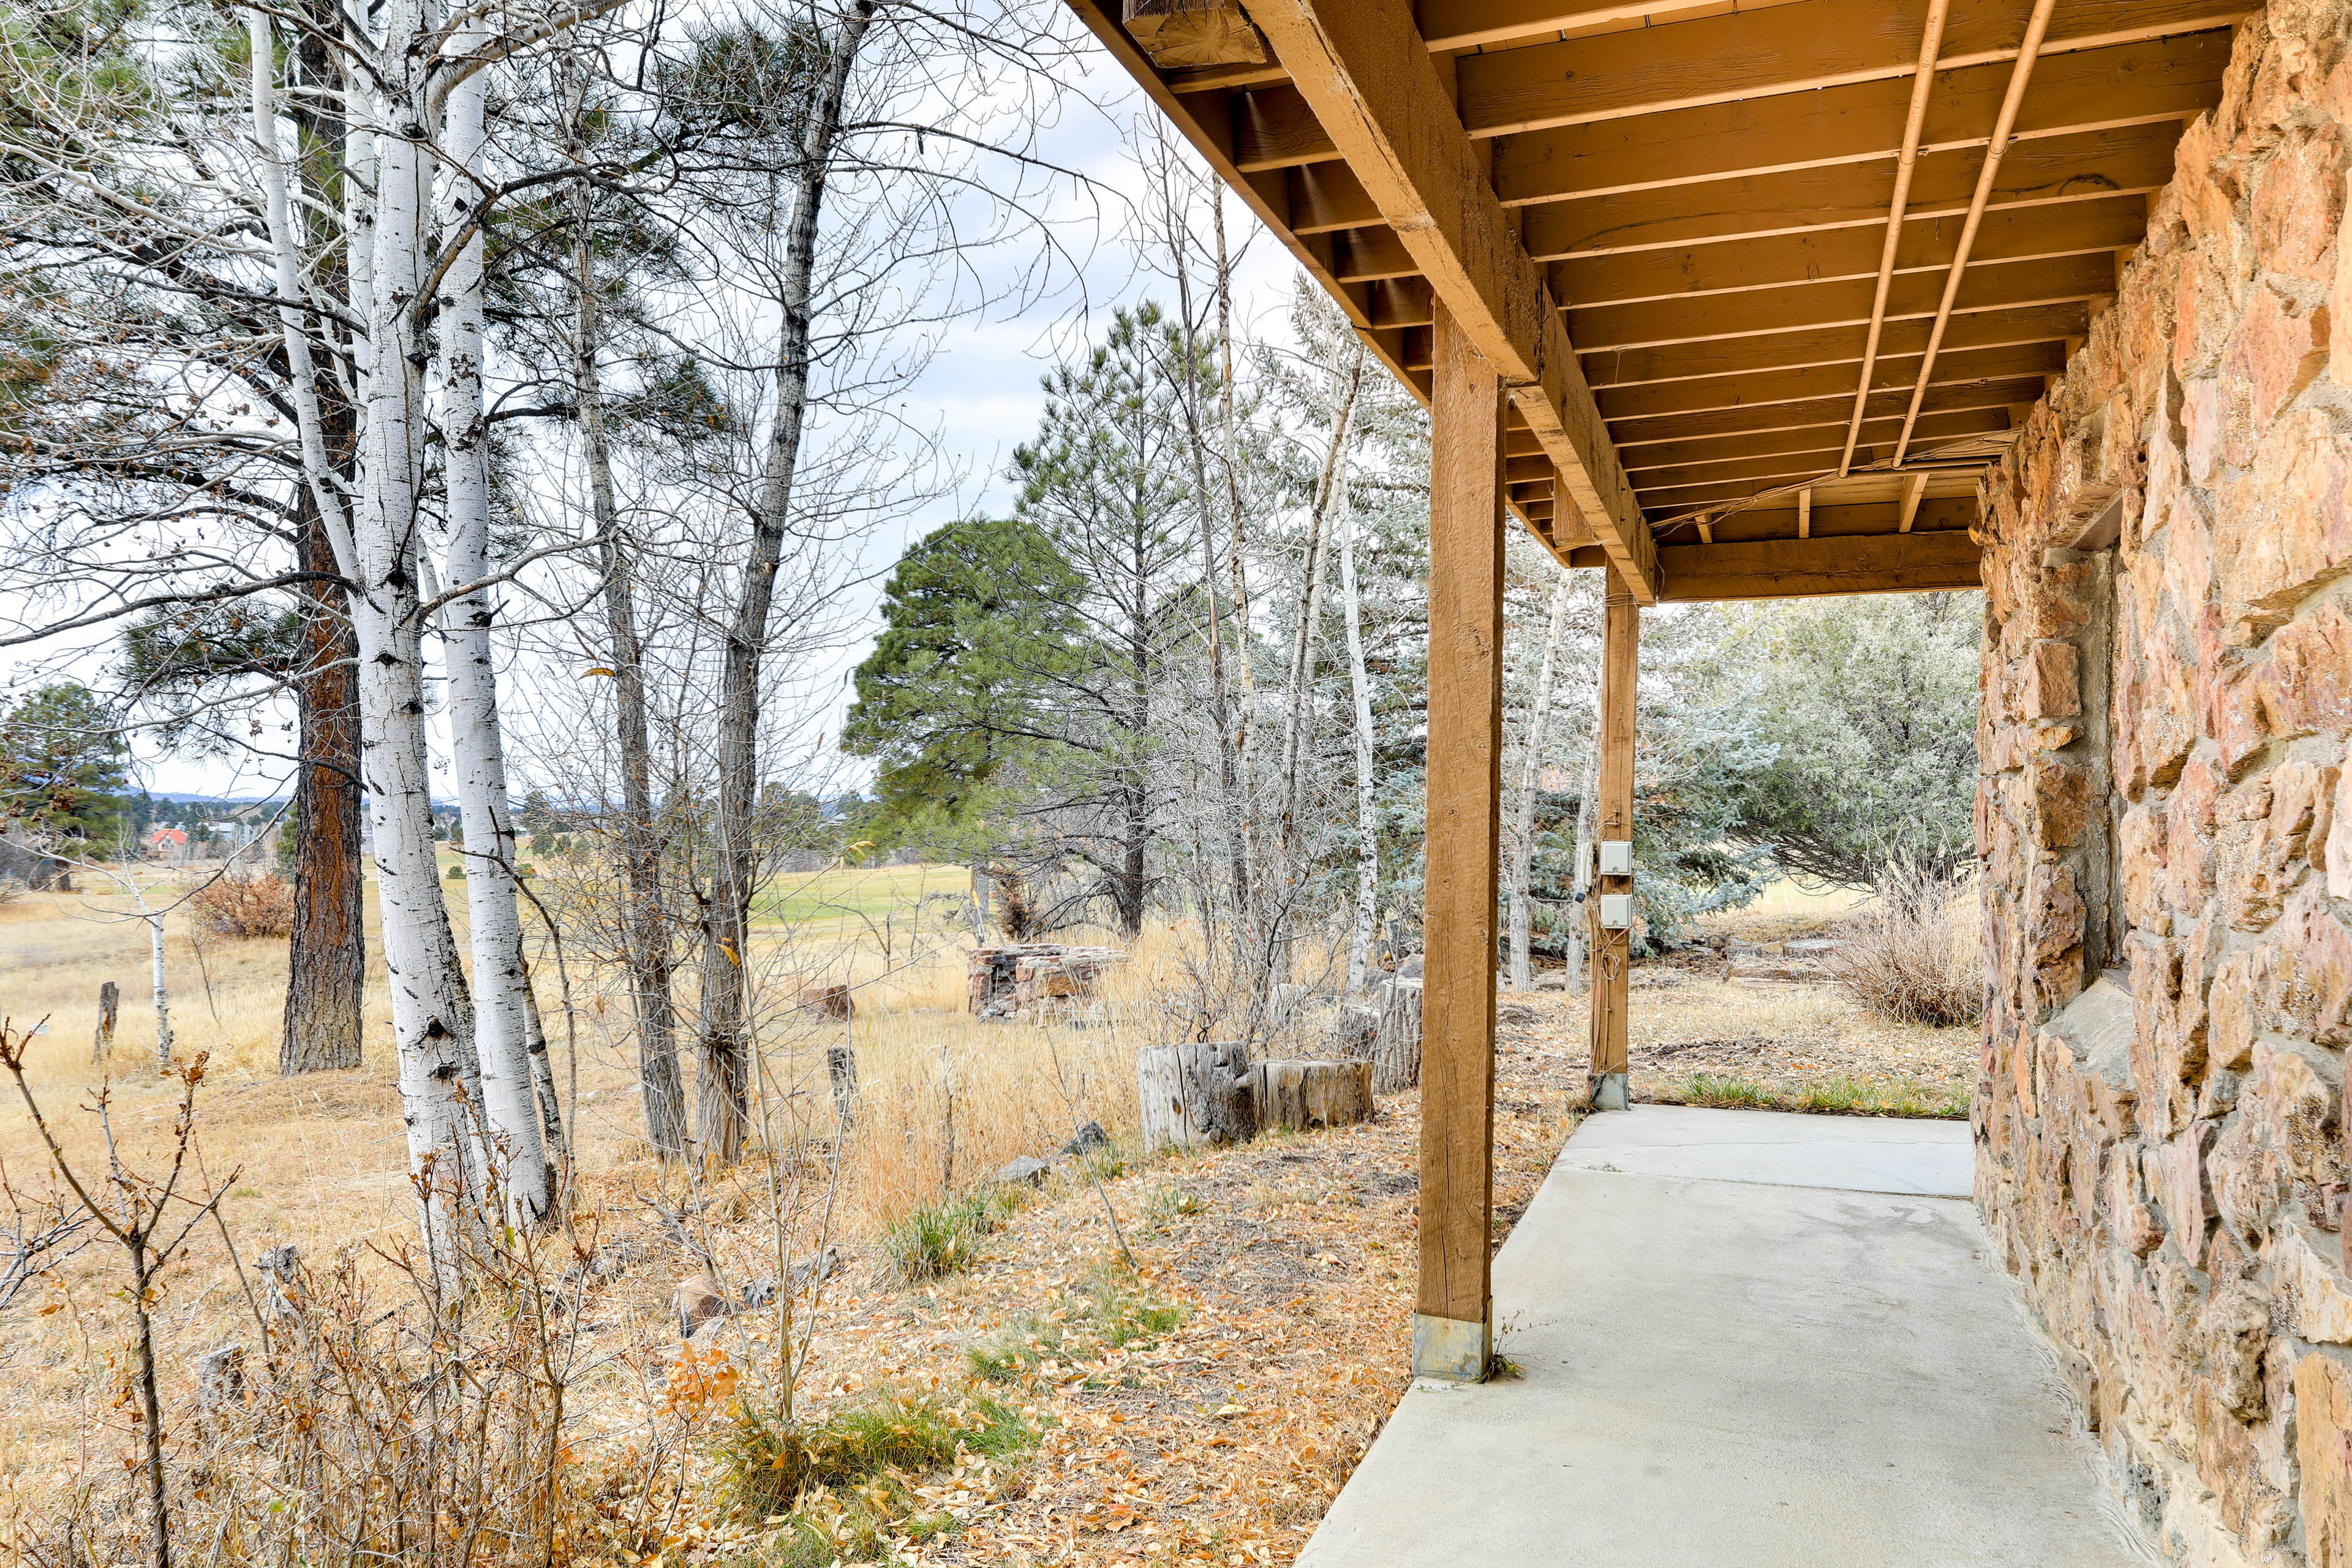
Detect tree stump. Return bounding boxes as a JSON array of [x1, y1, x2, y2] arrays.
[[1136, 1040, 1256, 1153], [1251, 1060, 1374, 1132], [1372, 978, 1422, 1094], [1333, 1001, 1379, 1058], [92, 980, 119, 1066], [826, 1043, 858, 1125]]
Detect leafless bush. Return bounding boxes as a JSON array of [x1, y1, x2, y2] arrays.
[[188, 872, 295, 938], [1826, 869, 1985, 1028]]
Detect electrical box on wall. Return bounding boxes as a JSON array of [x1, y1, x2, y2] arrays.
[[1597, 894, 1634, 930], [1597, 840, 1634, 876]]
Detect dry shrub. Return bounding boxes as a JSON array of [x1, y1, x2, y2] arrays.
[[1825, 870, 1984, 1028], [189, 872, 295, 938]]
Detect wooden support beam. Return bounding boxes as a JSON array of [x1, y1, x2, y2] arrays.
[[1566, 252, 2122, 353], [1798, 488, 1813, 538], [1599, 341, 2066, 426], [1452, 0, 2245, 137], [1523, 121, 2181, 260], [1585, 303, 2088, 390], [1566, 526, 1985, 598], [1609, 373, 2051, 447], [1588, 567, 1636, 1109], [1619, 408, 2012, 473], [1414, 299, 1504, 1382], [1248, 0, 1660, 601], [1488, 31, 2229, 206], [1899, 471, 1931, 531], [1549, 194, 2149, 311]]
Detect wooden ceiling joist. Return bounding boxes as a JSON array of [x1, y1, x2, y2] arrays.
[[1566, 527, 1985, 599], [1485, 31, 2229, 208], [1585, 301, 2089, 387], [1548, 194, 2147, 311], [1246, 0, 1662, 598], [1566, 251, 2117, 352], [1521, 119, 2182, 259], [1074, 0, 2240, 596]]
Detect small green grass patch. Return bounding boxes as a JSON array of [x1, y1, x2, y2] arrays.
[[967, 1265, 1184, 1384], [878, 1187, 1023, 1283], [1646, 1072, 1966, 1120], [721, 1390, 1039, 1564]]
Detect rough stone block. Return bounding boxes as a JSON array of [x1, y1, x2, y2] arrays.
[[2253, 125, 2345, 281], [2033, 758, 2094, 849], [2296, 1351, 2352, 1568], [2021, 639, 2081, 718], [2122, 804, 2171, 934], [2252, 601, 2352, 739], [2330, 753, 2352, 897], [2224, 282, 2331, 431], [2217, 409, 2352, 617], [2211, 950, 2257, 1073], [2158, 1123, 2218, 1267]]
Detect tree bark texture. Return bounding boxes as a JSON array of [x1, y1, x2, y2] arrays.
[[1336, 445, 1380, 994], [1371, 976, 1422, 1093], [276, 15, 366, 1076], [1136, 1040, 1256, 1152], [439, 47, 552, 1223], [698, 5, 873, 1165], [1250, 1058, 1371, 1131], [353, 0, 484, 1265], [282, 477, 366, 1074], [569, 111, 687, 1162], [1506, 565, 1574, 991]]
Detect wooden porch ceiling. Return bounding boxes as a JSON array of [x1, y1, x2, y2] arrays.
[[1069, 0, 2240, 601]]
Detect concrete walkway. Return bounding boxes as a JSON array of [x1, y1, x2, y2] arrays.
[[1300, 1106, 2150, 1568]]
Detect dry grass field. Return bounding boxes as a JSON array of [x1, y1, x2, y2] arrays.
[[0, 864, 1971, 1565]]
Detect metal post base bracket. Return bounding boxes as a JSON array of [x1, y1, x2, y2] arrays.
[[1589, 1071, 1629, 1112], [1412, 1311, 1493, 1382]]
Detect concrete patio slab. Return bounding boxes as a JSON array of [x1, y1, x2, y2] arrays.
[[1553, 1102, 1975, 1196], [1300, 1106, 2146, 1568]]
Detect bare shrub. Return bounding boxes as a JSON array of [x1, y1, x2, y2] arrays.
[[1825, 870, 1984, 1028], [189, 872, 295, 938]]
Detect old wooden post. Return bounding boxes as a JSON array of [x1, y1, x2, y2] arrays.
[[92, 980, 119, 1066], [1416, 298, 1502, 1383], [1587, 567, 1638, 1110]]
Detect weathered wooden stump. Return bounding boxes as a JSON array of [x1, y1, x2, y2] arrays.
[[826, 1042, 858, 1124], [92, 980, 119, 1066], [1251, 1059, 1374, 1132], [1333, 1001, 1379, 1057], [1372, 977, 1423, 1094], [1136, 1040, 1256, 1152]]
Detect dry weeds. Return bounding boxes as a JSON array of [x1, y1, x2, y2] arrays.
[[0, 869, 1975, 1565]]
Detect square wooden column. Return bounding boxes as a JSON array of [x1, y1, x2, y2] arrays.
[[1587, 565, 1638, 1110], [1416, 298, 1504, 1383]]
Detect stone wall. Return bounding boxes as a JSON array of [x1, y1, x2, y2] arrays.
[[1975, 7, 2352, 1562]]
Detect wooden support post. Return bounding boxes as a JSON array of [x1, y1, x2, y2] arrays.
[[1588, 567, 1637, 1111], [1417, 298, 1504, 1384]]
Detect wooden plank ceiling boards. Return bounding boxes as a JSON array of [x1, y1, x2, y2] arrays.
[[1065, 0, 2240, 599]]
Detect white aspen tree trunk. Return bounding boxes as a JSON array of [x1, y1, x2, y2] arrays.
[[247, 10, 358, 579], [1275, 344, 1363, 869], [148, 908, 172, 1072], [353, 0, 483, 1270], [1336, 461, 1379, 995], [1159, 169, 1250, 945], [1507, 566, 1575, 990], [435, 45, 553, 1225]]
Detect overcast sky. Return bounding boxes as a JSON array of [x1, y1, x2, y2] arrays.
[[12, 21, 1306, 801]]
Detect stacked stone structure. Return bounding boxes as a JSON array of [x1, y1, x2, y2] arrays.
[[1977, 6, 2352, 1561]]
